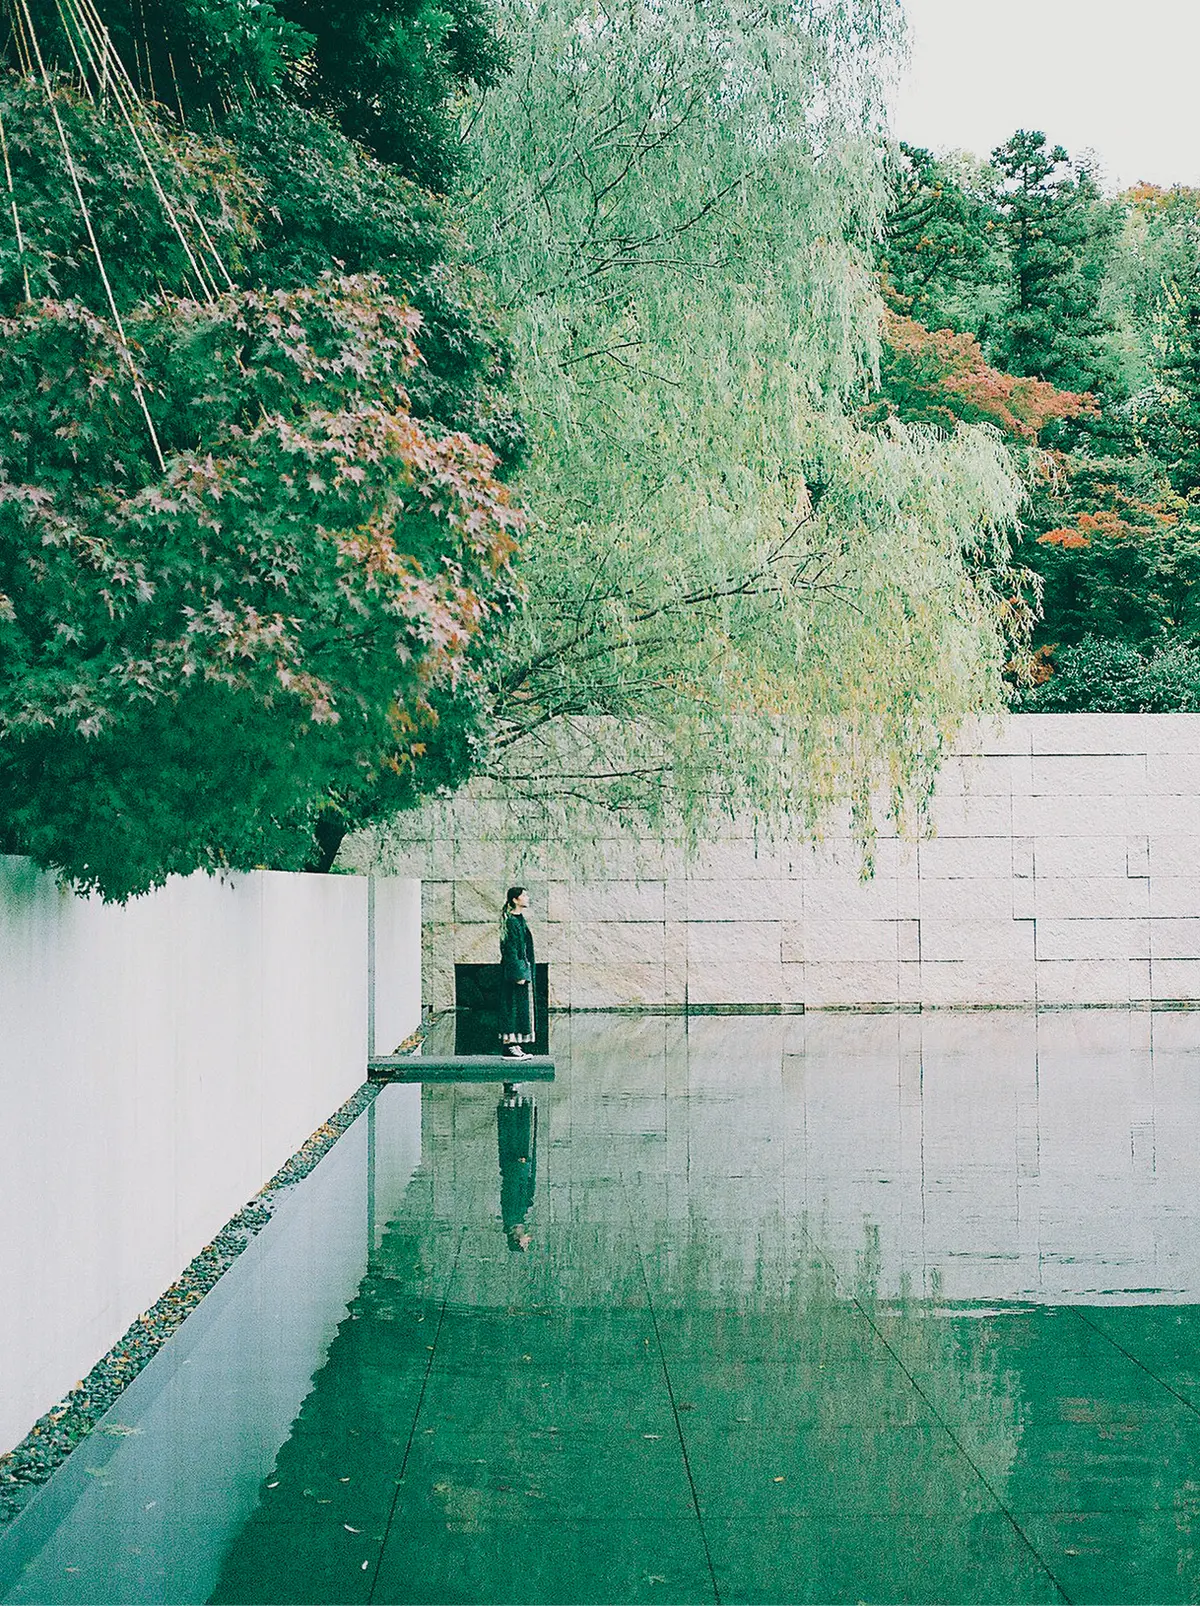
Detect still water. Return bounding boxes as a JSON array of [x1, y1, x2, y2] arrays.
[[4, 1011, 1200, 1604]]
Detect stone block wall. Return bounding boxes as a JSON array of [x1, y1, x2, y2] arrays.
[[377, 714, 1200, 1010]]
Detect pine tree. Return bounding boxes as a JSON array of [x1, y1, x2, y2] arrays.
[[880, 144, 1007, 337], [990, 130, 1122, 393], [1153, 237, 1200, 496]]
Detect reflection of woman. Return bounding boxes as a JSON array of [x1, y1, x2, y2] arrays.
[[498, 1086, 537, 1251], [498, 886, 536, 1059]]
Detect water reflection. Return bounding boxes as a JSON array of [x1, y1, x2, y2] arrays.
[[7, 1012, 1200, 1604], [498, 1084, 537, 1252]]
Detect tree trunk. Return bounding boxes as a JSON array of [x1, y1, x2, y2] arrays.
[[305, 812, 348, 874]]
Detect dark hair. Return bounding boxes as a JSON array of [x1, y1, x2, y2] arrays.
[[504, 886, 525, 910]]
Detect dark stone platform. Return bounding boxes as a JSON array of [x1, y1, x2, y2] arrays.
[[368, 1055, 555, 1082]]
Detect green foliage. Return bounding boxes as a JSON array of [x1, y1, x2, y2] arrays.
[[989, 130, 1124, 395], [0, 0, 525, 897], [225, 95, 523, 462], [1014, 635, 1200, 712], [880, 145, 1007, 336], [428, 0, 1026, 849], [275, 0, 510, 189], [870, 315, 1092, 441], [1022, 456, 1200, 648], [0, 73, 257, 314], [0, 272, 523, 898], [1152, 262, 1200, 497], [8, 0, 507, 193], [877, 134, 1200, 699], [6, 0, 310, 117]]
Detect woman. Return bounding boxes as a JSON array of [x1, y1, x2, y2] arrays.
[[498, 886, 536, 1059]]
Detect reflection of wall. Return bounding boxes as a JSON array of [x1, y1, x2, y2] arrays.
[[0, 1091, 423, 1606], [766, 1010, 1200, 1305], [367, 713, 1200, 1010], [0, 862, 420, 1456], [403, 1013, 1200, 1309]]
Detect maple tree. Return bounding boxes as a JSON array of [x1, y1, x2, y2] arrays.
[[871, 314, 1093, 441], [0, 272, 523, 898], [0, 0, 528, 896], [0, 40, 523, 898], [1025, 461, 1200, 647]]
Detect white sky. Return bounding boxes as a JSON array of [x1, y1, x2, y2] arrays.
[[892, 0, 1200, 191]]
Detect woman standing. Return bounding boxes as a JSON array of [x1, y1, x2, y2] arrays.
[[498, 886, 536, 1059]]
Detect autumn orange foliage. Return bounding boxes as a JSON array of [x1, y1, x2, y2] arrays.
[[1037, 491, 1183, 551], [881, 314, 1095, 442]]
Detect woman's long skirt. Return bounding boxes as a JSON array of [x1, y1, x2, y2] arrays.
[[499, 977, 535, 1046]]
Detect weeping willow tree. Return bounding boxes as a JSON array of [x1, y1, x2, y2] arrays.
[[374, 0, 1027, 859]]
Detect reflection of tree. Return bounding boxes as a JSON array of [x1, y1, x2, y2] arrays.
[[210, 1075, 1200, 1603], [212, 1158, 1029, 1606]]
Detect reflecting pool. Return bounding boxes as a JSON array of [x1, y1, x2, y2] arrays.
[[4, 1011, 1200, 1604]]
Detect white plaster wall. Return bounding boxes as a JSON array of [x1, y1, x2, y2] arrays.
[[371, 876, 422, 1055], [0, 862, 420, 1457], [382, 714, 1200, 1009]]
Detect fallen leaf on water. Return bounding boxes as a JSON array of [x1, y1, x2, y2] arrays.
[[266, 1482, 279, 1489], [344, 1525, 362, 1534], [361, 1561, 370, 1571], [144, 1502, 157, 1511], [643, 1434, 662, 1441], [773, 1476, 785, 1483]]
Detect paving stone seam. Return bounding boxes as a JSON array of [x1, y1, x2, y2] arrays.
[[369, 1214, 473, 1605], [800, 1226, 1076, 1606], [619, 1140, 723, 1606], [1070, 1307, 1200, 1425]]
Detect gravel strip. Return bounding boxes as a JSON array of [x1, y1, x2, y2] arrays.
[[0, 1041, 420, 1530]]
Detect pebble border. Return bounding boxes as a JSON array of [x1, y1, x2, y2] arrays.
[[0, 1039, 420, 1530]]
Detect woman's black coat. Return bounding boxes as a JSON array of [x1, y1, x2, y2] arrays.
[[498, 912, 536, 1041]]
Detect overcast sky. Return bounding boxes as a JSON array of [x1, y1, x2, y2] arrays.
[[892, 0, 1200, 191]]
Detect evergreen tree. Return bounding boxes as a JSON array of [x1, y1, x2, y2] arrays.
[[1152, 242, 1200, 495], [880, 144, 1007, 338], [274, 0, 510, 190], [990, 130, 1123, 393]]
